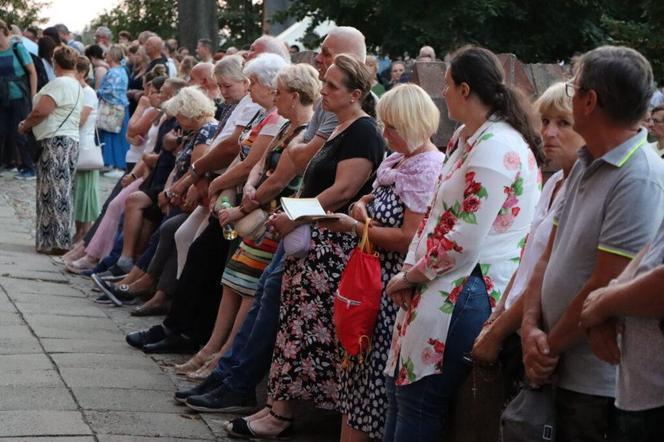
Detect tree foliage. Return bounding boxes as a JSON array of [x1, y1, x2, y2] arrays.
[[218, 0, 263, 49], [88, 0, 178, 41], [279, 0, 664, 81], [86, 0, 262, 50], [1, 0, 50, 29]]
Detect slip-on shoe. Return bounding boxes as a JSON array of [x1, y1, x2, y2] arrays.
[[125, 325, 166, 350], [142, 333, 198, 354]]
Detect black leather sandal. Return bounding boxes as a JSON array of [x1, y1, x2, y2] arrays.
[[225, 409, 294, 440]]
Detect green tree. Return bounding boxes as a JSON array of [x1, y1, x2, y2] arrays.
[[218, 0, 263, 49], [278, 0, 664, 80], [88, 0, 178, 41], [87, 0, 262, 50], [1, 0, 50, 29]]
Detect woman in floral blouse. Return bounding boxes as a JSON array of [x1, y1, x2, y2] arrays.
[[383, 46, 542, 441]]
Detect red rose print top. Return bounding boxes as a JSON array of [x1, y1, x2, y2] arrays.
[[385, 117, 541, 385]]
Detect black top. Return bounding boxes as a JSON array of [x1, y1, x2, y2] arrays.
[[146, 56, 168, 74], [140, 116, 178, 192], [300, 116, 385, 212]]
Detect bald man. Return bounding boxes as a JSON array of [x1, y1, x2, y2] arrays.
[[288, 26, 368, 171], [245, 35, 290, 62], [145, 36, 168, 73], [189, 62, 220, 99]]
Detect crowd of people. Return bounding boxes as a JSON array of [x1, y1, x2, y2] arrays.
[[0, 18, 663, 442]]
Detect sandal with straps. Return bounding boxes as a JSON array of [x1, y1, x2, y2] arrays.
[[225, 409, 294, 440]]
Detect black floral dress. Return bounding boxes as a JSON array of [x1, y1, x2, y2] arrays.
[[338, 184, 405, 438], [268, 226, 356, 409], [267, 116, 386, 410]]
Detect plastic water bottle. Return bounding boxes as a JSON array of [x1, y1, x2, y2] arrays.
[[220, 196, 238, 240]]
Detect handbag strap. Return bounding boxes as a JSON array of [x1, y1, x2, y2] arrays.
[[51, 83, 81, 137], [358, 217, 374, 254]]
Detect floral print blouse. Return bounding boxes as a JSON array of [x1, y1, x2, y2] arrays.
[[385, 118, 541, 386], [97, 66, 129, 106]]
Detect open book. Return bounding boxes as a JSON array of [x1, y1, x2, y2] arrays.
[[280, 197, 341, 222]]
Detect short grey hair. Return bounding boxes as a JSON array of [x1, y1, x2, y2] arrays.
[[244, 53, 288, 88], [577, 45, 654, 125], [326, 26, 366, 62], [255, 35, 290, 62], [214, 55, 247, 83], [95, 26, 112, 39]]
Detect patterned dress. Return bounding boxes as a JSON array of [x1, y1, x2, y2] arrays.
[[338, 151, 445, 439], [268, 116, 385, 410], [36, 136, 79, 252]]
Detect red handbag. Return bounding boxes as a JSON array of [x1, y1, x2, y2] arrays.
[[334, 218, 383, 359]]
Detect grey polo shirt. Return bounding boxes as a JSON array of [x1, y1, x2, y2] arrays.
[[302, 99, 338, 144], [541, 129, 664, 397], [617, 217, 664, 411]]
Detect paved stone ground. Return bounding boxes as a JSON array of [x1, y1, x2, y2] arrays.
[[0, 173, 340, 441]]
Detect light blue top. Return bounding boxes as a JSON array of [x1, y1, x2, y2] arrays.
[[97, 66, 128, 106]]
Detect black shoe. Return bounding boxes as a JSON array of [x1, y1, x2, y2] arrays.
[[185, 385, 257, 413], [174, 370, 225, 403], [94, 293, 112, 304], [142, 333, 198, 354], [92, 274, 123, 306], [125, 325, 166, 350]]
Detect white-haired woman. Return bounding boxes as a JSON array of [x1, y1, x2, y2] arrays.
[[324, 84, 445, 441], [97, 44, 130, 174], [173, 52, 289, 377]]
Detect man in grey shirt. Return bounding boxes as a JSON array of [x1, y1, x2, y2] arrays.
[[580, 218, 664, 442], [522, 46, 664, 441]]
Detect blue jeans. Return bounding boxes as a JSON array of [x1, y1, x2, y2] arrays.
[[383, 269, 491, 442], [214, 241, 285, 394]]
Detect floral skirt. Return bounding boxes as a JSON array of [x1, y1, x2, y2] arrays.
[[36, 136, 78, 252], [268, 225, 355, 410]]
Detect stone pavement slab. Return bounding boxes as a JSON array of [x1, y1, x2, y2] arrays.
[[59, 367, 174, 391], [8, 438, 95, 442], [84, 410, 215, 440], [0, 386, 77, 411], [0, 410, 92, 437], [73, 387, 185, 413], [40, 337, 141, 355], [8, 292, 107, 318], [51, 352, 156, 370], [25, 314, 122, 340], [0, 353, 52, 371], [0, 369, 64, 388], [0, 276, 87, 298]]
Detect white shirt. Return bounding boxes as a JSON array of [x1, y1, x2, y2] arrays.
[[79, 86, 98, 150], [32, 76, 83, 141], [505, 170, 565, 309]]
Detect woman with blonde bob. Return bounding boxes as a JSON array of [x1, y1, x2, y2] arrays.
[[470, 82, 583, 402], [324, 83, 445, 441]]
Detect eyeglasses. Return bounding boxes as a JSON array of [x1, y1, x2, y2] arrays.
[[565, 81, 581, 98]]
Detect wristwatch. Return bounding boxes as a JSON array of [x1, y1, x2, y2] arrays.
[[189, 163, 199, 179]]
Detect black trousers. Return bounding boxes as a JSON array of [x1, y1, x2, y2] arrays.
[[0, 98, 32, 170], [163, 219, 230, 346]]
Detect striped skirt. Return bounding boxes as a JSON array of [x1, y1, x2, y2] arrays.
[[221, 236, 279, 296]]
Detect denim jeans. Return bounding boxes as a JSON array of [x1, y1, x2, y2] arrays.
[[214, 241, 285, 394], [383, 269, 491, 442]]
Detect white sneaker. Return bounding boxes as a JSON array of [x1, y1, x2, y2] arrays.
[[103, 169, 125, 178]]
